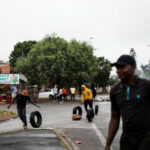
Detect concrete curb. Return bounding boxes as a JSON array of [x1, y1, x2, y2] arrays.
[[54, 129, 80, 150]]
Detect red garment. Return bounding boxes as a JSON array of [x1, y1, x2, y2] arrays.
[[62, 88, 68, 94]]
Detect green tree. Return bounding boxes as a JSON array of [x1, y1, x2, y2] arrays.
[[14, 35, 111, 89], [141, 61, 150, 79], [130, 48, 136, 59], [93, 57, 111, 87], [129, 48, 142, 77], [9, 40, 37, 73]]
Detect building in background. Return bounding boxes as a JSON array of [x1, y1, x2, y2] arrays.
[[0, 60, 10, 74]]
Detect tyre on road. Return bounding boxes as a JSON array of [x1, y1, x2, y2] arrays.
[[30, 111, 42, 128], [95, 105, 99, 115], [87, 109, 94, 122], [73, 106, 82, 116]]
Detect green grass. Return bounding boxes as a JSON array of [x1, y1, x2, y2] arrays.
[[0, 110, 15, 115], [0, 110, 7, 115]]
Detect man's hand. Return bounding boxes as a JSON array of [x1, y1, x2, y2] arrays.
[[7, 105, 10, 109]]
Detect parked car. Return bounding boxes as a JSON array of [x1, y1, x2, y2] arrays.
[[38, 88, 54, 99]]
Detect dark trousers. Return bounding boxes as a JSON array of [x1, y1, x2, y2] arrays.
[[84, 100, 93, 112], [71, 94, 75, 100], [63, 94, 67, 101], [59, 94, 63, 102], [120, 132, 150, 150], [17, 107, 27, 125]]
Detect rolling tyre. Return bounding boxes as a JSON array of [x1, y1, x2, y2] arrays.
[[30, 111, 42, 128], [73, 106, 82, 116], [87, 109, 94, 122], [95, 105, 99, 115]]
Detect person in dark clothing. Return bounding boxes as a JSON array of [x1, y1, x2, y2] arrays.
[[91, 84, 96, 102], [104, 55, 150, 150], [8, 90, 40, 129]]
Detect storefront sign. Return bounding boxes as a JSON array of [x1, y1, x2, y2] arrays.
[[0, 74, 19, 84]]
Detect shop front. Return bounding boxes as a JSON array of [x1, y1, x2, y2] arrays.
[[0, 74, 27, 104]]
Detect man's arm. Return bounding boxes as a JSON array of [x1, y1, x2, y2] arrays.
[[104, 112, 120, 150], [28, 97, 41, 108], [81, 94, 85, 104], [7, 97, 16, 109]]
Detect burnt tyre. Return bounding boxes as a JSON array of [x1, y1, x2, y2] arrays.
[[30, 111, 42, 128], [95, 105, 99, 115], [87, 109, 94, 122], [73, 106, 82, 116]]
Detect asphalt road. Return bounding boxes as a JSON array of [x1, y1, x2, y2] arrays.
[[0, 129, 67, 150], [0, 99, 122, 150]]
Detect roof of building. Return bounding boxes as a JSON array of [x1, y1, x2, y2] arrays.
[[0, 66, 10, 74]]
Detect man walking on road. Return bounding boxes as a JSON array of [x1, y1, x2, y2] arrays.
[[104, 55, 150, 150], [8, 90, 40, 129], [70, 87, 76, 101], [81, 84, 93, 113]]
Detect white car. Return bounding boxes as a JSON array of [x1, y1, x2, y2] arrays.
[[38, 89, 54, 99]]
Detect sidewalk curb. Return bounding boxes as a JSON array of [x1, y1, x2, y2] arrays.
[[54, 129, 80, 150]]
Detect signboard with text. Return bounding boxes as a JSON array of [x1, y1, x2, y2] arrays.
[[0, 74, 19, 84]]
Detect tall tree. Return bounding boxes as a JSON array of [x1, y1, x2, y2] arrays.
[[14, 35, 111, 89], [129, 48, 142, 77], [93, 57, 111, 87], [130, 48, 136, 59], [141, 61, 150, 79], [9, 40, 37, 73]]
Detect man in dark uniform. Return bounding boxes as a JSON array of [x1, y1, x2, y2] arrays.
[[104, 55, 150, 150], [8, 90, 40, 129]]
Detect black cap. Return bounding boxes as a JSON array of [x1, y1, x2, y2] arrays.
[[111, 55, 136, 67]]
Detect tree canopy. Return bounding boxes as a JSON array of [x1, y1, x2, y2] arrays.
[[9, 40, 37, 73], [10, 35, 111, 88]]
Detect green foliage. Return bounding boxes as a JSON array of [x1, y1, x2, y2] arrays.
[[13, 35, 111, 88], [9, 40, 37, 73], [93, 57, 111, 87], [141, 61, 150, 79]]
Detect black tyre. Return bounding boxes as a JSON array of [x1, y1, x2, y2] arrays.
[[49, 94, 53, 100], [73, 106, 82, 116], [95, 105, 99, 115], [30, 111, 42, 128], [87, 109, 94, 122]]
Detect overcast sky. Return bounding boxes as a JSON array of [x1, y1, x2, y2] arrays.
[[0, 0, 150, 73]]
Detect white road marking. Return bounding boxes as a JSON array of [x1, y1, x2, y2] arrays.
[[92, 123, 114, 150]]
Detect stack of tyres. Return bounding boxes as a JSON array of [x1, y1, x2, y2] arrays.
[[73, 106, 82, 116], [72, 106, 82, 120]]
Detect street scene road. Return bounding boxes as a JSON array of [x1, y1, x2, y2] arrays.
[[0, 96, 122, 150]]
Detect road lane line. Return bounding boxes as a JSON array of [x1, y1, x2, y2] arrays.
[[92, 123, 114, 150]]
